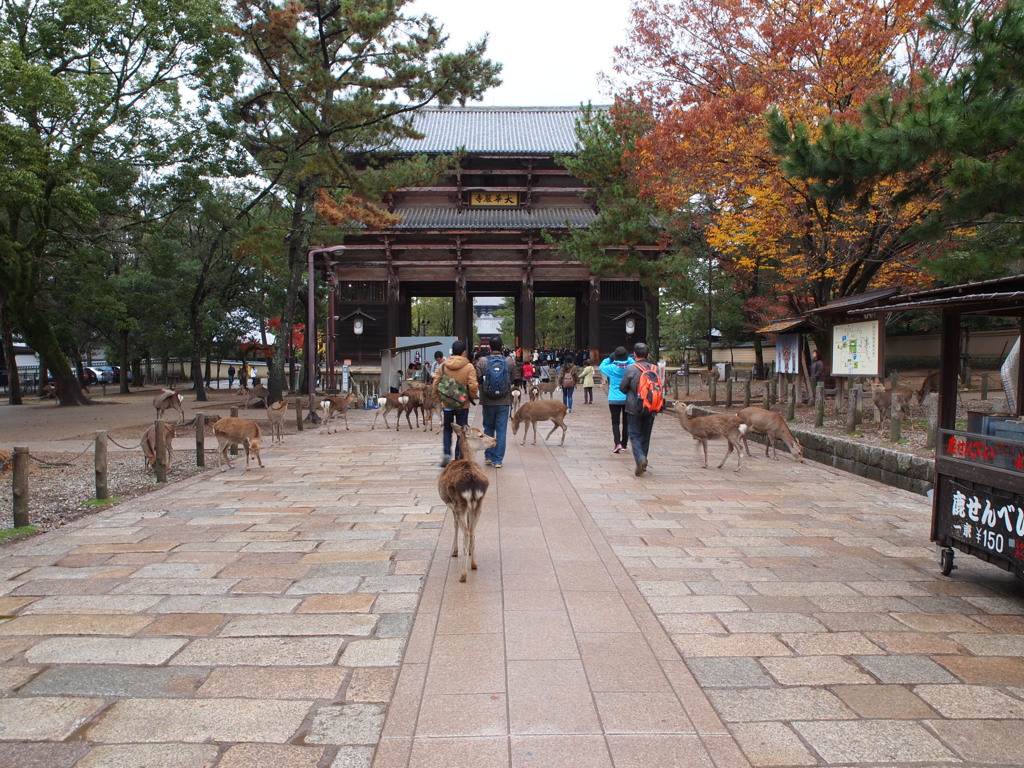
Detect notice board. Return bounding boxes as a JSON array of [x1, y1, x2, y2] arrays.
[[831, 319, 882, 377]]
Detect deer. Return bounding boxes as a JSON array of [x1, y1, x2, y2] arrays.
[[213, 417, 264, 471], [438, 423, 497, 583], [319, 391, 362, 433], [917, 371, 940, 403], [266, 400, 288, 443], [530, 380, 558, 401], [870, 377, 916, 429], [736, 406, 804, 462], [698, 367, 720, 390], [153, 389, 185, 423], [245, 384, 269, 409], [417, 387, 442, 432], [509, 387, 522, 418], [664, 402, 748, 471], [511, 400, 569, 446], [141, 422, 175, 471], [371, 393, 410, 430]]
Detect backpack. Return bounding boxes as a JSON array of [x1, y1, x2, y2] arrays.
[[437, 363, 469, 409], [633, 362, 665, 415], [482, 355, 511, 399], [562, 371, 575, 389]]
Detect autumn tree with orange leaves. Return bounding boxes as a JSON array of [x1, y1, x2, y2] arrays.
[[615, 0, 964, 330]]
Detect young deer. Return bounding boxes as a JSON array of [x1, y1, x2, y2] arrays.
[[320, 391, 361, 433], [665, 402, 748, 471], [736, 406, 804, 462], [141, 422, 175, 471], [511, 400, 569, 445], [870, 377, 916, 429], [266, 400, 288, 443], [153, 389, 185, 423], [213, 417, 264, 471], [438, 424, 497, 582]]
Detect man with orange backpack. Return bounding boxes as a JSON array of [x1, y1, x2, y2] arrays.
[[619, 342, 665, 476]]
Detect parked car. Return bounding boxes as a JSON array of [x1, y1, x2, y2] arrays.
[[84, 366, 113, 384], [109, 365, 133, 384]]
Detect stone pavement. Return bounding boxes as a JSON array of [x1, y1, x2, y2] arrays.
[[2, 390, 1024, 767]]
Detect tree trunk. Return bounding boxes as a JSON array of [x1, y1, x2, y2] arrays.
[[118, 328, 131, 394], [1, 295, 23, 405], [22, 306, 87, 405]]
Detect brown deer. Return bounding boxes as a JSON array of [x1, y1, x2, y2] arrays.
[[511, 400, 569, 446], [266, 400, 288, 443], [664, 402, 748, 471], [698, 367, 720, 390], [371, 393, 411, 430], [141, 422, 175, 471], [438, 424, 497, 583], [213, 417, 264, 471], [870, 377, 916, 428], [917, 371, 940, 403], [529, 380, 558, 401], [245, 384, 269, 409], [319, 391, 362, 433], [736, 406, 804, 462], [153, 389, 185, 423]]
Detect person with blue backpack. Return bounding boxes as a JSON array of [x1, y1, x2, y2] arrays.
[[478, 335, 513, 468], [600, 346, 634, 454]]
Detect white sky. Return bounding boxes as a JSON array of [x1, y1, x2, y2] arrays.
[[410, 0, 632, 106]]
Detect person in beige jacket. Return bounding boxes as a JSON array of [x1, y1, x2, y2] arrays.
[[432, 339, 479, 467]]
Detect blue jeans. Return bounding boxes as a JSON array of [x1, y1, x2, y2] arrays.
[[628, 411, 656, 465], [442, 408, 470, 459], [482, 405, 509, 464], [562, 385, 575, 410]]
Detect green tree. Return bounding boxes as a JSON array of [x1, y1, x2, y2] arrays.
[[0, 0, 241, 405], [229, 0, 501, 405]]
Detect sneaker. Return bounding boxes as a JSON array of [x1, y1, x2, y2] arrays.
[[612, 444, 623, 453], [485, 459, 493, 466], [635, 456, 648, 476], [440, 456, 451, 468], [492, 462, 502, 468]]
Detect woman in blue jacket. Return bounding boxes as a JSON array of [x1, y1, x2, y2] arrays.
[[600, 346, 634, 453]]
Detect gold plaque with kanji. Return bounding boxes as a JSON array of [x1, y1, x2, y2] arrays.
[[468, 191, 520, 207]]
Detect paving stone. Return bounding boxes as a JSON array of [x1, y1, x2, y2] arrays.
[[672, 633, 792, 658], [761, 655, 873, 686], [171, 637, 343, 666], [730, 722, 817, 766], [856, 654, 958, 684], [74, 743, 219, 768], [329, 745, 375, 768], [686, 657, 774, 688], [140, 613, 224, 636], [0, 743, 89, 768], [346, 667, 400, 702], [216, 744, 326, 768], [708, 687, 853, 722], [831, 684, 939, 719], [0, 696, 104, 740], [221, 613, 377, 637], [88, 698, 310, 743], [286, 576, 363, 595], [376, 612, 414, 638], [929, 719, 1024, 763], [297, 594, 376, 613], [359, 575, 425, 593], [952, 632, 1024, 656], [719, 612, 826, 633], [793, 720, 955, 763], [936, 654, 1024, 684], [914, 683, 1024, 718], [606, 734, 714, 768], [197, 667, 347, 699], [339, 638, 405, 667], [152, 595, 302, 614], [24, 637, 186, 665], [0, 664, 36, 692], [21, 664, 205, 698], [780, 631, 884, 656], [305, 702, 387, 745], [0, 613, 152, 636]]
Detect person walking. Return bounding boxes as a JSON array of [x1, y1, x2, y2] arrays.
[[579, 359, 595, 404], [600, 346, 633, 454], [619, 342, 660, 476], [227, 365, 236, 390], [560, 356, 578, 412], [432, 340, 478, 467], [478, 335, 513, 468]]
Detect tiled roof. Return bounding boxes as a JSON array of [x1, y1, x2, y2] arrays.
[[392, 107, 600, 154], [386, 206, 595, 230]]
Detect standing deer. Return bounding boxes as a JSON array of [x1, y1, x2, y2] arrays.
[[141, 422, 175, 471], [698, 367, 720, 390], [245, 384, 269, 409], [664, 402, 748, 471], [320, 391, 362, 433], [372, 393, 410, 430], [870, 377, 916, 429], [266, 400, 288, 443], [511, 400, 569, 445], [438, 424, 497, 583], [736, 406, 804, 461], [153, 389, 185, 423], [213, 417, 264, 471], [530, 380, 557, 401]]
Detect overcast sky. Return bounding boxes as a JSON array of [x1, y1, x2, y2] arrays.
[[410, 0, 632, 107]]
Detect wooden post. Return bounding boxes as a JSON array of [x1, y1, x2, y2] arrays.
[[685, 371, 690, 397], [725, 380, 733, 408], [95, 431, 108, 500], [673, 372, 679, 399], [743, 380, 751, 408], [154, 419, 168, 483], [786, 385, 795, 421], [230, 406, 239, 455], [846, 384, 860, 433], [889, 399, 903, 442], [762, 387, 770, 409], [815, 383, 825, 427], [981, 372, 989, 399], [195, 412, 205, 468], [925, 392, 939, 450], [709, 378, 717, 406], [12, 446, 29, 527], [295, 396, 304, 432]]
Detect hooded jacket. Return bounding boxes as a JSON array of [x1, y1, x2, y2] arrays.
[[432, 353, 479, 409], [600, 354, 634, 404]]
